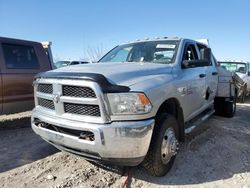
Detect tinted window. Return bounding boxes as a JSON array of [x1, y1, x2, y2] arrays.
[[70, 61, 80, 65], [2, 43, 39, 69], [196, 43, 207, 52], [212, 55, 218, 66], [55, 61, 70, 68], [183, 44, 198, 61]]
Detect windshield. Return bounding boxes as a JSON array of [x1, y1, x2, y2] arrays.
[[99, 40, 179, 64], [55, 61, 70, 68], [220, 62, 247, 74]]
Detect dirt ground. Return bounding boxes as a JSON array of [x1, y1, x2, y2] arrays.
[[0, 98, 250, 188]]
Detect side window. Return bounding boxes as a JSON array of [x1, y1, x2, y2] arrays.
[[70, 61, 80, 65], [183, 44, 198, 61], [2, 43, 39, 69], [212, 55, 218, 66], [197, 43, 214, 66]]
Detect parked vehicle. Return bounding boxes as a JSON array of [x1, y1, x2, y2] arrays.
[[0, 37, 53, 115], [218, 61, 250, 103], [54, 60, 91, 68], [32, 37, 236, 176]]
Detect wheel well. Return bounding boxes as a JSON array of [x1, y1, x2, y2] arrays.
[[156, 98, 185, 142]]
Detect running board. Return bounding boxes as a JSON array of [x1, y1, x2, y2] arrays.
[[185, 109, 215, 134]]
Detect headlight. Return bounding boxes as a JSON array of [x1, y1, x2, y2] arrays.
[[107, 93, 152, 115]]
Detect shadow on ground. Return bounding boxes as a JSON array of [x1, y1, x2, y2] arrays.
[[0, 117, 58, 173]]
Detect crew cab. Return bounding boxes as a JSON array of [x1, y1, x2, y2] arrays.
[[0, 37, 53, 114], [32, 37, 235, 176], [218, 60, 250, 103]]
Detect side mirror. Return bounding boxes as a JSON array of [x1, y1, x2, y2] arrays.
[[182, 60, 210, 68], [200, 48, 212, 61], [248, 71, 250, 76], [182, 48, 212, 69]]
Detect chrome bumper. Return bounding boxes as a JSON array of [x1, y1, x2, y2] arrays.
[[31, 110, 155, 166]]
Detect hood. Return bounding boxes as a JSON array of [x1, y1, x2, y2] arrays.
[[52, 62, 173, 86], [236, 72, 247, 81]]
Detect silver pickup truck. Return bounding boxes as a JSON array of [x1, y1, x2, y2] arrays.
[[32, 37, 236, 176]]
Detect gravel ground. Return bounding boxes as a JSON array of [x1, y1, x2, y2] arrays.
[[0, 98, 249, 188], [0, 112, 58, 173]]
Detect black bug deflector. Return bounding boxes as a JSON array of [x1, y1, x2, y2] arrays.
[[34, 72, 130, 93]]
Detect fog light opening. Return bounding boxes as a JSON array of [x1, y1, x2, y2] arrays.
[[34, 118, 48, 128], [79, 131, 95, 141]]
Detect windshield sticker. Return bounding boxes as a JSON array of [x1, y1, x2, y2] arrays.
[[156, 44, 176, 49]]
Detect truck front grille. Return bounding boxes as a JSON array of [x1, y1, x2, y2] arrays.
[[38, 98, 55, 110], [62, 85, 96, 98], [64, 103, 101, 117], [37, 84, 53, 94], [35, 79, 108, 123]]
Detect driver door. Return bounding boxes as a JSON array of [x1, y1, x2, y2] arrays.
[[179, 42, 207, 121]]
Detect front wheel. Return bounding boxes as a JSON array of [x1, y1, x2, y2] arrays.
[[142, 114, 179, 176]]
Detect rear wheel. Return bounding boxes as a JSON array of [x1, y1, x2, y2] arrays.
[[224, 98, 236, 117], [142, 114, 179, 176], [214, 97, 236, 118], [239, 87, 246, 103]]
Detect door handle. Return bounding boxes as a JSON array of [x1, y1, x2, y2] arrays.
[[212, 72, 218, 76], [199, 74, 206, 78]]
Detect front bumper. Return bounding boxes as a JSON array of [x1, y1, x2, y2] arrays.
[[31, 110, 155, 166]]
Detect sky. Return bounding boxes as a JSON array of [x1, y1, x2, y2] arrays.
[[0, 0, 249, 61]]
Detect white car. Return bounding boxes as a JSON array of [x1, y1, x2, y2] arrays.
[[219, 61, 250, 102], [55, 60, 91, 68]]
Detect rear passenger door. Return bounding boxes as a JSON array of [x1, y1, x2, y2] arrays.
[[196, 44, 218, 106], [0, 39, 51, 114], [204, 55, 218, 105]]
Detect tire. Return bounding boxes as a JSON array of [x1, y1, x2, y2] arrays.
[[239, 87, 246, 103], [223, 98, 236, 118], [214, 97, 236, 118], [142, 113, 179, 176]]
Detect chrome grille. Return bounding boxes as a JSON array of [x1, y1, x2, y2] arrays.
[[38, 98, 54, 110], [35, 79, 108, 123], [64, 103, 101, 117], [37, 84, 53, 94], [62, 85, 96, 98]]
